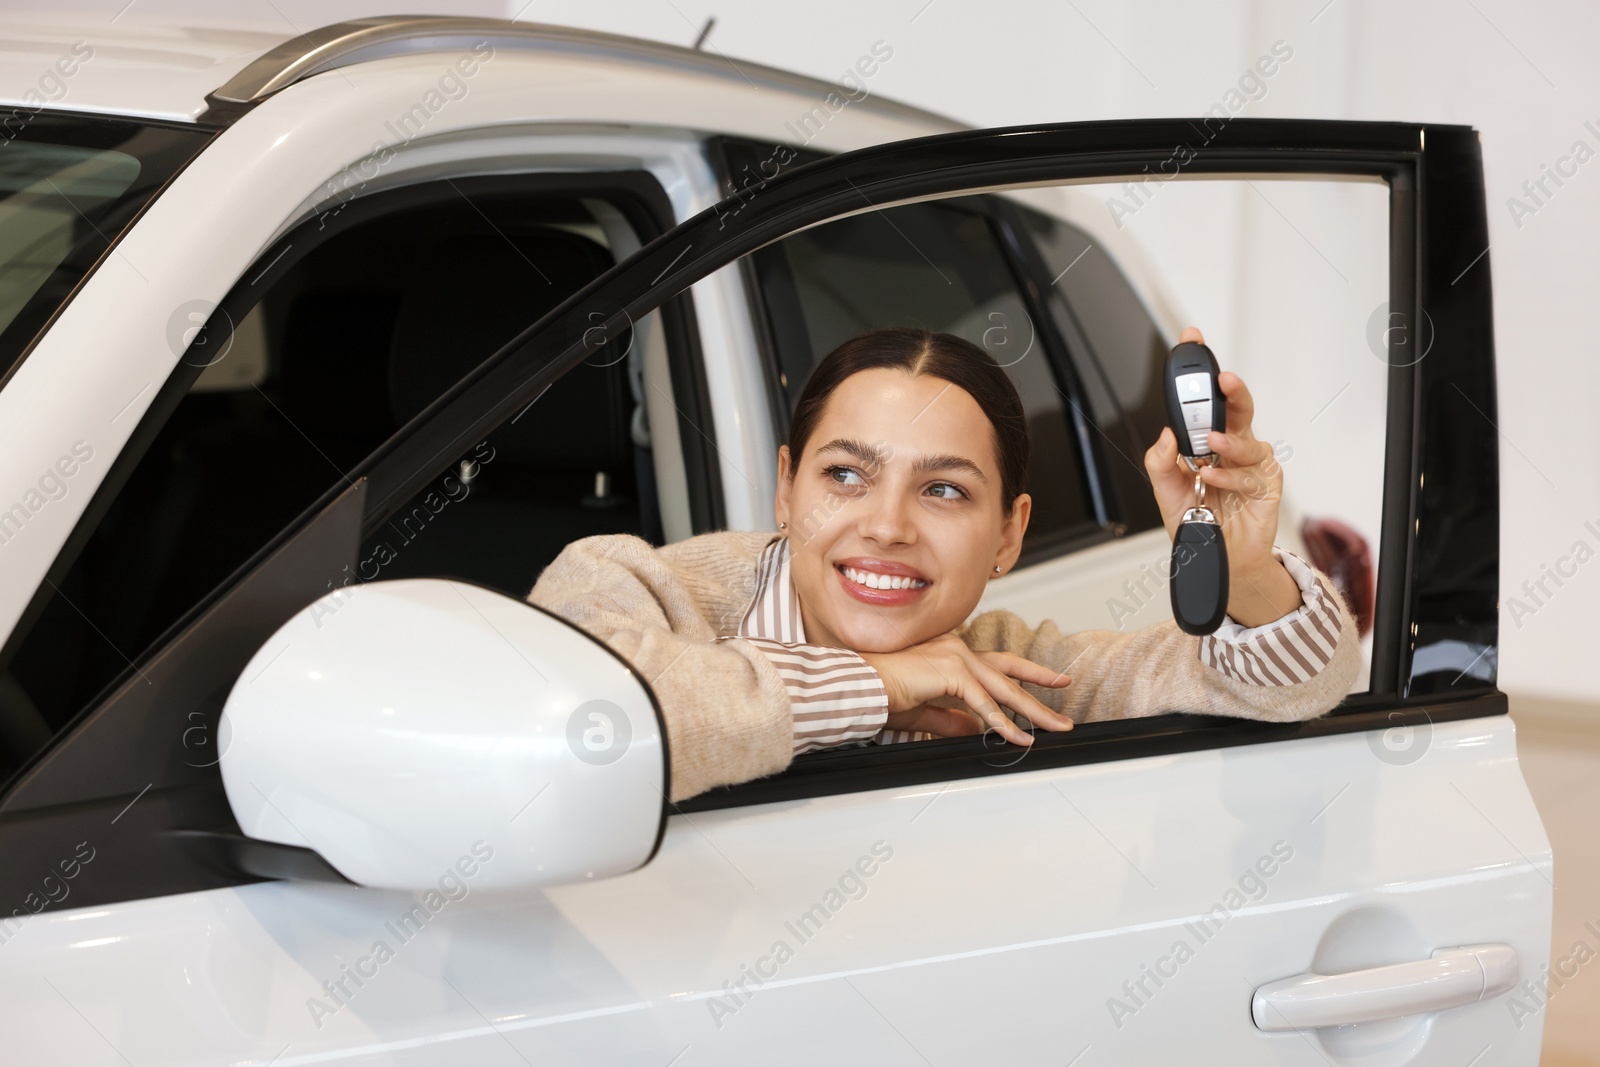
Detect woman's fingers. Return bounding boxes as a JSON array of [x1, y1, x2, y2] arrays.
[[952, 679, 1032, 744], [1200, 461, 1280, 499], [980, 649, 1073, 689], [1217, 371, 1257, 438], [968, 656, 1074, 735], [1205, 429, 1273, 468]]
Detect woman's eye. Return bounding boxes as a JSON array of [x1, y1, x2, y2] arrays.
[[926, 481, 968, 500], [824, 465, 867, 489]]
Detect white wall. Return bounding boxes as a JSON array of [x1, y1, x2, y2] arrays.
[[32, 0, 1600, 706]]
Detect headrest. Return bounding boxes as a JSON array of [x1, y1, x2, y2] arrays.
[[387, 228, 630, 469]]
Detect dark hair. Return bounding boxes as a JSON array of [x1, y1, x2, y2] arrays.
[[786, 328, 1030, 514]]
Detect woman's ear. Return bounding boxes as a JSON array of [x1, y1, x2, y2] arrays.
[[773, 444, 793, 530], [994, 492, 1032, 576]]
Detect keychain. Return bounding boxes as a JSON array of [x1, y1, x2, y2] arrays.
[[1162, 341, 1230, 635]]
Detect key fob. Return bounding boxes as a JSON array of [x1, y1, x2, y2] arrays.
[[1163, 340, 1230, 635], [1164, 342, 1226, 460], [1170, 519, 1230, 635]]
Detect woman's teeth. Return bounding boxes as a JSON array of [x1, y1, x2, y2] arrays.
[[842, 566, 928, 591]]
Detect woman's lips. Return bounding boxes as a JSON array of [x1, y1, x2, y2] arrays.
[[833, 560, 931, 606]]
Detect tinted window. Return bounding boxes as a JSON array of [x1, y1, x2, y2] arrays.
[[0, 115, 210, 384], [1014, 207, 1167, 532], [751, 199, 1097, 552]]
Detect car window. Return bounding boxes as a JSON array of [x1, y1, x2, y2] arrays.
[[749, 198, 1101, 555], [1007, 204, 1167, 534], [0, 177, 681, 781], [0, 114, 211, 386]]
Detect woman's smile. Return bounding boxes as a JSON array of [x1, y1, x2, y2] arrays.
[[833, 557, 932, 605]]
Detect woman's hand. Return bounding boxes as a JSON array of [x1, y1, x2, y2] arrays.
[[860, 633, 1075, 745], [1143, 326, 1303, 628]]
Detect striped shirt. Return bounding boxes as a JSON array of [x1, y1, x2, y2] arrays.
[[727, 535, 1341, 754]]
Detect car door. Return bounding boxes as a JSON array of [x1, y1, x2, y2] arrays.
[[0, 117, 1543, 1066]]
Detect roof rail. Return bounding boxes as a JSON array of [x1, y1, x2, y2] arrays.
[[203, 15, 958, 129]]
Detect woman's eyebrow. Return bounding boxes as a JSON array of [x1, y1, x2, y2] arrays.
[[813, 438, 987, 483]]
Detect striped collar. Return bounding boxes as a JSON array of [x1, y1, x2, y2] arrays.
[[738, 535, 806, 643]]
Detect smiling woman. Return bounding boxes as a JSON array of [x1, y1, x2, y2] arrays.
[[528, 327, 1361, 802]]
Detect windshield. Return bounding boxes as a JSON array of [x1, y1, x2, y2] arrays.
[[0, 113, 211, 386]]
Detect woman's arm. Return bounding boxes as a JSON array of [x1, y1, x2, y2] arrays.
[[959, 546, 1360, 725], [528, 532, 799, 802]]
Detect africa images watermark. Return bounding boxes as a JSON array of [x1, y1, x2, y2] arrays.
[[1504, 117, 1600, 230], [1106, 839, 1295, 1028], [707, 839, 895, 1029], [0, 40, 94, 145], [307, 40, 496, 230], [1506, 918, 1600, 1030], [1106, 40, 1295, 230], [715, 39, 895, 230], [0, 440, 96, 550], [1502, 518, 1600, 630], [305, 840, 495, 1029], [0, 840, 96, 946]]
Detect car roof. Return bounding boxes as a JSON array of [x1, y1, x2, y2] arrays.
[[0, 13, 962, 131]]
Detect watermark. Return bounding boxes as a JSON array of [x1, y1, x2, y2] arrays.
[[310, 440, 498, 628], [167, 298, 235, 365], [1502, 518, 1600, 630], [1507, 919, 1600, 1029], [566, 698, 632, 765], [1106, 40, 1294, 229], [1106, 839, 1294, 1027], [305, 840, 495, 1029], [1365, 707, 1432, 765], [1505, 119, 1600, 230], [0, 840, 96, 945], [307, 41, 496, 231], [977, 302, 1035, 368], [0, 41, 94, 145], [707, 839, 895, 1029], [716, 40, 895, 229], [0, 441, 96, 549], [1365, 300, 1435, 367]]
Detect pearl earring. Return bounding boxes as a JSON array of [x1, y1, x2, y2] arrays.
[[779, 522, 787, 530]]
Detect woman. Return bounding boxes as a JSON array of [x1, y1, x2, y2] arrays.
[[529, 326, 1359, 802]]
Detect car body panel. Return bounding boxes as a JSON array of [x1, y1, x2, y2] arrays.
[[0, 718, 1546, 1064]]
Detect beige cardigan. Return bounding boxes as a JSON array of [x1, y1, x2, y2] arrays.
[[528, 530, 1362, 802]]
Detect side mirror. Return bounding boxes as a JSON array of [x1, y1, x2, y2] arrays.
[[218, 578, 667, 891]]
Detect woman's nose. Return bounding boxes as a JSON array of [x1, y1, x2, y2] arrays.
[[857, 485, 917, 546]]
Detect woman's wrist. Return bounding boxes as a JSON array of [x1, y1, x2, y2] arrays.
[[1225, 554, 1304, 628]]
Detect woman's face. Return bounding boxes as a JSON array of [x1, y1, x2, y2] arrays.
[[774, 367, 1031, 653]]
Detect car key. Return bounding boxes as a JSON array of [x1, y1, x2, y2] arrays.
[[1163, 341, 1229, 635]]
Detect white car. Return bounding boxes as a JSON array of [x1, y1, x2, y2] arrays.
[[0, 14, 1547, 1065]]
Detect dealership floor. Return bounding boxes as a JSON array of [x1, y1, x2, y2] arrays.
[[1511, 702, 1600, 1066]]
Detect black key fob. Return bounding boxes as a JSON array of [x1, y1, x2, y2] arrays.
[[1164, 342, 1226, 460], [1163, 341, 1229, 635], [1171, 518, 1230, 635]]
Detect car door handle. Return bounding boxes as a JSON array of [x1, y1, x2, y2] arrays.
[[1252, 943, 1519, 1031]]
